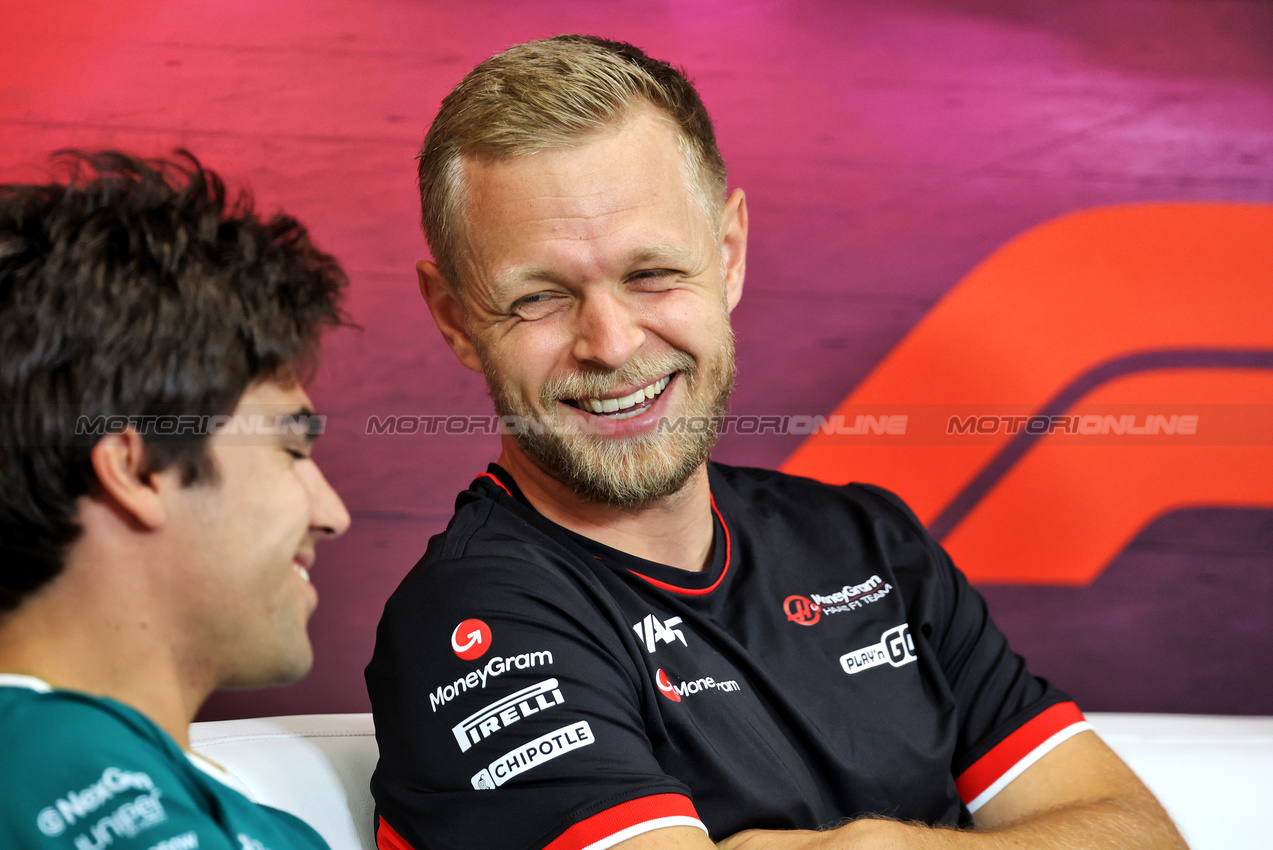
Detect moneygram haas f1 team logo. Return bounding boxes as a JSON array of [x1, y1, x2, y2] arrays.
[[784, 595, 821, 626], [840, 624, 916, 675]]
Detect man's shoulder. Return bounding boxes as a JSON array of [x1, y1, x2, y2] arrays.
[[709, 462, 927, 530], [423, 471, 573, 562], [386, 472, 600, 614], [0, 685, 184, 840], [0, 684, 331, 850], [0, 683, 161, 756]]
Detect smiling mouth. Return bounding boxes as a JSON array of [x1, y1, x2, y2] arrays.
[[563, 374, 673, 420], [293, 554, 313, 584]]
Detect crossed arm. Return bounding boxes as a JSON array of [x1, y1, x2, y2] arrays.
[[614, 731, 1187, 850]]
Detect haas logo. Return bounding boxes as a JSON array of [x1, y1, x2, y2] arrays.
[[784, 595, 821, 625], [655, 669, 682, 702], [451, 619, 492, 660]]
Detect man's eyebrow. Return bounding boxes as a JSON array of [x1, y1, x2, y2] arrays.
[[491, 266, 560, 303], [626, 243, 696, 265], [491, 244, 699, 301], [279, 406, 323, 443]]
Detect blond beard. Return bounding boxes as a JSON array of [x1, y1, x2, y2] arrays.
[[482, 330, 736, 508]]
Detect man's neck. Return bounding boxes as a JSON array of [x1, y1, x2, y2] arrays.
[[0, 550, 208, 749], [497, 442, 717, 573]]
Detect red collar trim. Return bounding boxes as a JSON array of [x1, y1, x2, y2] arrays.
[[475, 471, 513, 498], [477, 470, 731, 596], [627, 495, 731, 596]]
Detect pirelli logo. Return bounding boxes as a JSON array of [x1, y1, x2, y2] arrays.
[[452, 678, 565, 752]]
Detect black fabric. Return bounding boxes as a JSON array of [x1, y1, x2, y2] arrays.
[[367, 462, 1070, 850]]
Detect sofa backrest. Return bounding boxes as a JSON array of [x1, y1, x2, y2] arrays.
[[190, 713, 378, 850], [189, 712, 1273, 850]]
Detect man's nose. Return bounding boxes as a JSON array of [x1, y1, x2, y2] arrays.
[[308, 463, 352, 539], [571, 290, 645, 370]]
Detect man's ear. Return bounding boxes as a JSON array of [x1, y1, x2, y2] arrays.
[[719, 188, 748, 313], [417, 259, 484, 373], [89, 429, 167, 531]]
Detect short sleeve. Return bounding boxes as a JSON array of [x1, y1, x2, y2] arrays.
[[366, 555, 706, 850], [0, 695, 326, 850], [854, 484, 1091, 814]]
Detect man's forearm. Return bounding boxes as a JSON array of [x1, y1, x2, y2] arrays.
[[718, 788, 1186, 850]]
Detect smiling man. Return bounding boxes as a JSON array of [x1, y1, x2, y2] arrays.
[[0, 151, 351, 849], [366, 36, 1184, 850]]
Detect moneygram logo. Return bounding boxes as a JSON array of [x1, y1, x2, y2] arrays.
[[840, 624, 916, 675], [429, 650, 554, 712], [656, 669, 741, 702], [784, 595, 821, 625], [452, 619, 491, 660], [656, 669, 681, 702]]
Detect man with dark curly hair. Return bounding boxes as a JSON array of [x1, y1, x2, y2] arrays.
[[0, 151, 352, 850]]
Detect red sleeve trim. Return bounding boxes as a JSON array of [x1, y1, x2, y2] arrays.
[[955, 701, 1091, 812], [544, 793, 703, 850], [628, 495, 732, 596], [377, 815, 417, 850]]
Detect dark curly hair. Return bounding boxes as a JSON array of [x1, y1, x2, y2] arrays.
[[0, 150, 351, 613]]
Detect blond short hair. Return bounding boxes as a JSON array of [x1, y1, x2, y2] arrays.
[[417, 35, 728, 290]]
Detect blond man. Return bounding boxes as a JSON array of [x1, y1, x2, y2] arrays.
[[367, 36, 1184, 850]]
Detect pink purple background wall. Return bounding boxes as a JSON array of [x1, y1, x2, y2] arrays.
[[2, 0, 1269, 719]]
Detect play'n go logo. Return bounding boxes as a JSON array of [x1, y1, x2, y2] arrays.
[[784, 595, 821, 626], [452, 619, 492, 660], [840, 624, 916, 675]]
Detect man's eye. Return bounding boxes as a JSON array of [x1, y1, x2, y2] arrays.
[[629, 269, 678, 287], [285, 448, 310, 461], [510, 292, 565, 320]]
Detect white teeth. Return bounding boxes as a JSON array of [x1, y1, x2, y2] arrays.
[[293, 564, 311, 583], [578, 375, 670, 416]]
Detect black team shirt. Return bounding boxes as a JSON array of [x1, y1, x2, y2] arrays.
[[367, 463, 1088, 850]]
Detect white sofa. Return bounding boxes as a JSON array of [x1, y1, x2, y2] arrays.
[[189, 712, 1273, 850]]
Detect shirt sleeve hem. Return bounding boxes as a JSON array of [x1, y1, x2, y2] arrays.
[[956, 701, 1091, 813], [544, 793, 706, 850], [377, 815, 416, 850]]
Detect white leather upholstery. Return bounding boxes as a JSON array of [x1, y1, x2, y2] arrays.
[[1087, 713, 1273, 850], [189, 714, 378, 850], [189, 712, 1273, 850]]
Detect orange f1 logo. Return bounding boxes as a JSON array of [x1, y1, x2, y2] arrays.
[[783, 203, 1273, 585]]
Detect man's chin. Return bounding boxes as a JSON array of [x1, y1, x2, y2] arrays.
[[217, 647, 314, 692], [519, 432, 707, 509]]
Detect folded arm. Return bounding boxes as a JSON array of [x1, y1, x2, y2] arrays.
[[615, 731, 1185, 850]]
